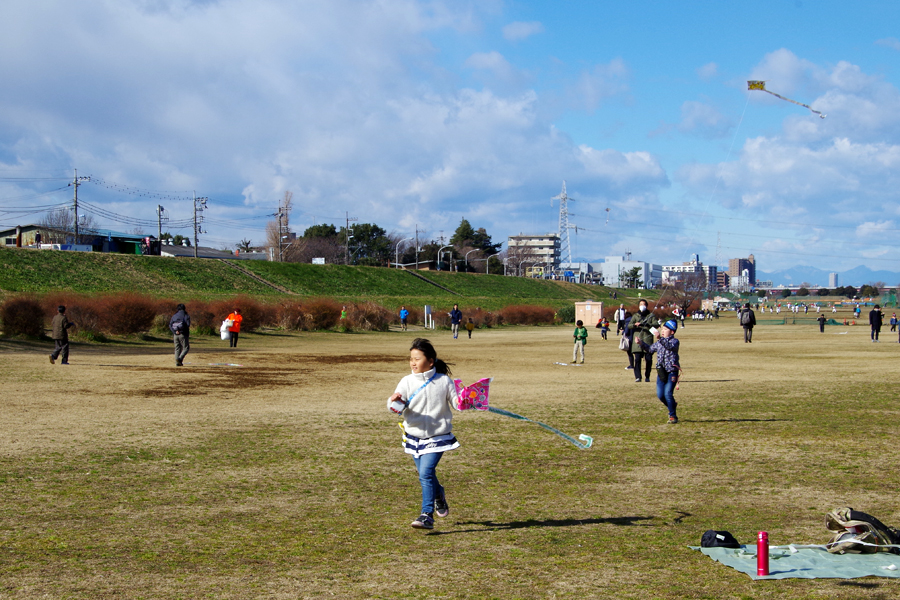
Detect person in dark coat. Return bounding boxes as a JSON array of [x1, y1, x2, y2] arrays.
[[49, 305, 74, 365], [738, 303, 756, 343], [869, 304, 883, 342], [817, 312, 827, 333], [169, 303, 191, 366]]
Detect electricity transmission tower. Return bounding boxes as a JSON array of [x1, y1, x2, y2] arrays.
[[552, 181, 576, 267]]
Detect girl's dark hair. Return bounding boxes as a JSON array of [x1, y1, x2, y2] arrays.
[[410, 337, 452, 376]]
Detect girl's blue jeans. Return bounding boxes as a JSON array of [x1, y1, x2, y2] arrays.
[[656, 371, 678, 418], [413, 451, 444, 515]]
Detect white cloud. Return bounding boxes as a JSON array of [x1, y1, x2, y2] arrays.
[[677, 100, 732, 138], [566, 59, 629, 113], [697, 62, 718, 80], [875, 37, 900, 51], [502, 20, 544, 42]]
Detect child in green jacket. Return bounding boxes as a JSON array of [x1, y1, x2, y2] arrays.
[[572, 320, 588, 364]]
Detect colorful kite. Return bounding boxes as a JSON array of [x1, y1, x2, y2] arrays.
[[453, 378, 492, 411], [748, 80, 825, 119]]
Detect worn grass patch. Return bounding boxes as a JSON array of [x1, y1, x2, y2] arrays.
[[1, 318, 898, 598]]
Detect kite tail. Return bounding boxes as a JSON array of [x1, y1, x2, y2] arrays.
[[763, 89, 826, 118], [487, 406, 593, 450]]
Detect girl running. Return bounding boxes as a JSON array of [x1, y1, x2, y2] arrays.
[[387, 338, 461, 530]]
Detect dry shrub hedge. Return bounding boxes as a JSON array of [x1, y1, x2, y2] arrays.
[[348, 302, 392, 331], [277, 299, 342, 331], [303, 299, 342, 330], [0, 296, 44, 337], [499, 304, 555, 325], [99, 294, 158, 335]]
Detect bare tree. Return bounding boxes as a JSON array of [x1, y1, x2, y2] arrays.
[[38, 207, 98, 244], [505, 242, 542, 276]]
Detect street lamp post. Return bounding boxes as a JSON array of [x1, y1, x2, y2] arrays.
[[394, 237, 414, 268], [437, 245, 453, 271], [464, 249, 479, 272]]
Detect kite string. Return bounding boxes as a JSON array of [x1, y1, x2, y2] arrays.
[[487, 406, 592, 450], [654, 93, 751, 310]]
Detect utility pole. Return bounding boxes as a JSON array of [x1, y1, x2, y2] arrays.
[[344, 211, 357, 265], [415, 224, 419, 271], [70, 169, 90, 243], [192, 193, 208, 258], [157, 205, 167, 241]]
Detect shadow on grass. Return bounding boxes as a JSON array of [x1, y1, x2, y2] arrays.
[[431, 515, 656, 535], [680, 379, 739, 383], [691, 418, 790, 423]]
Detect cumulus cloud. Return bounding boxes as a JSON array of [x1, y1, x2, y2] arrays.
[[697, 62, 718, 80], [875, 37, 900, 51], [502, 20, 544, 41], [566, 58, 629, 113], [677, 100, 732, 138]]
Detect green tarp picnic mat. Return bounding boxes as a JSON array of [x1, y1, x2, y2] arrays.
[[692, 545, 900, 580]]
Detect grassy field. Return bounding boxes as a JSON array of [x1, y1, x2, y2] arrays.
[[1, 309, 899, 598]]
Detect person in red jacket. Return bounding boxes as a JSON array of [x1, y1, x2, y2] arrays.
[[226, 308, 243, 348]]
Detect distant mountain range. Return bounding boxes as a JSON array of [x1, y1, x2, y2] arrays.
[[756, 265, 900, 288]]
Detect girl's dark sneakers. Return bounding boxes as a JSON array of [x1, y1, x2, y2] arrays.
[[435, 496, 449, 518], [411, 513, 434, 529]]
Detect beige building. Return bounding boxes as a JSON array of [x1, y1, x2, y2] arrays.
[[507, 233, 560, 272]]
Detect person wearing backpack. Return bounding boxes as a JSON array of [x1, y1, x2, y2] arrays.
[[169, 303, 191, 366], [738, 303, 756, 343]]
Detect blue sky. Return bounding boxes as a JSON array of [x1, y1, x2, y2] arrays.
[[1, 0, 899, 275]]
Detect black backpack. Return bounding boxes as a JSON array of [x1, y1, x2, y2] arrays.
[[701, 530, 740, 549]]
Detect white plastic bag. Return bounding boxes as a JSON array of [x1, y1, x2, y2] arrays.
[[220, 321, 230, 340]]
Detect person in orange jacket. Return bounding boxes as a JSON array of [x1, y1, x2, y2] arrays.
[[226, 308, 243, 348]]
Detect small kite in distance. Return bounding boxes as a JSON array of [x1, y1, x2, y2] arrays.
[[748, 80, 826, 119]]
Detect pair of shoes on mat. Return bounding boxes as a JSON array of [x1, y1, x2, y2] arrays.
[[411, 513, 434, 529]]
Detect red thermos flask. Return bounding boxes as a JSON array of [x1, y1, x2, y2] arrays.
[[757, 531, 769, 576]]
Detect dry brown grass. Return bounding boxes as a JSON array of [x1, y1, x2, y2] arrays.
[[1, 311, 899, 598]]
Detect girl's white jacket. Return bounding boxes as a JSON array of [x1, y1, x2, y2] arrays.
[[389, 367, 460, 439]]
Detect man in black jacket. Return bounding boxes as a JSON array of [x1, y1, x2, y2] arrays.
[[169, 303, 191, 366], [869, 304, 883, 342]]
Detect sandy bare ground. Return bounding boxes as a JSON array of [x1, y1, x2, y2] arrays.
[[1, 316, 899, 598]]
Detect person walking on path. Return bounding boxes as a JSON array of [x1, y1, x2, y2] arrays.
[[169, 303, 191, 366], [387, 338, 461, 530], [635, 319, 683, 424], [817, 313, 827, 333], [739, 303, 756, 343], [465, 317, 475, 339], [225, 308, 243, 348], [614, 304, 627, 335], [49, 305, 74, 365], [627, 299, 659, 382], [890, 313, 897, 333], [869, 304, 883, 342], [449, 304, 462, 339], [572, 320, 588, 364], [399, 306, 409, 331]]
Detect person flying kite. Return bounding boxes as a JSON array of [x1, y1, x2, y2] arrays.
[[748, 80, 826, 119]]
